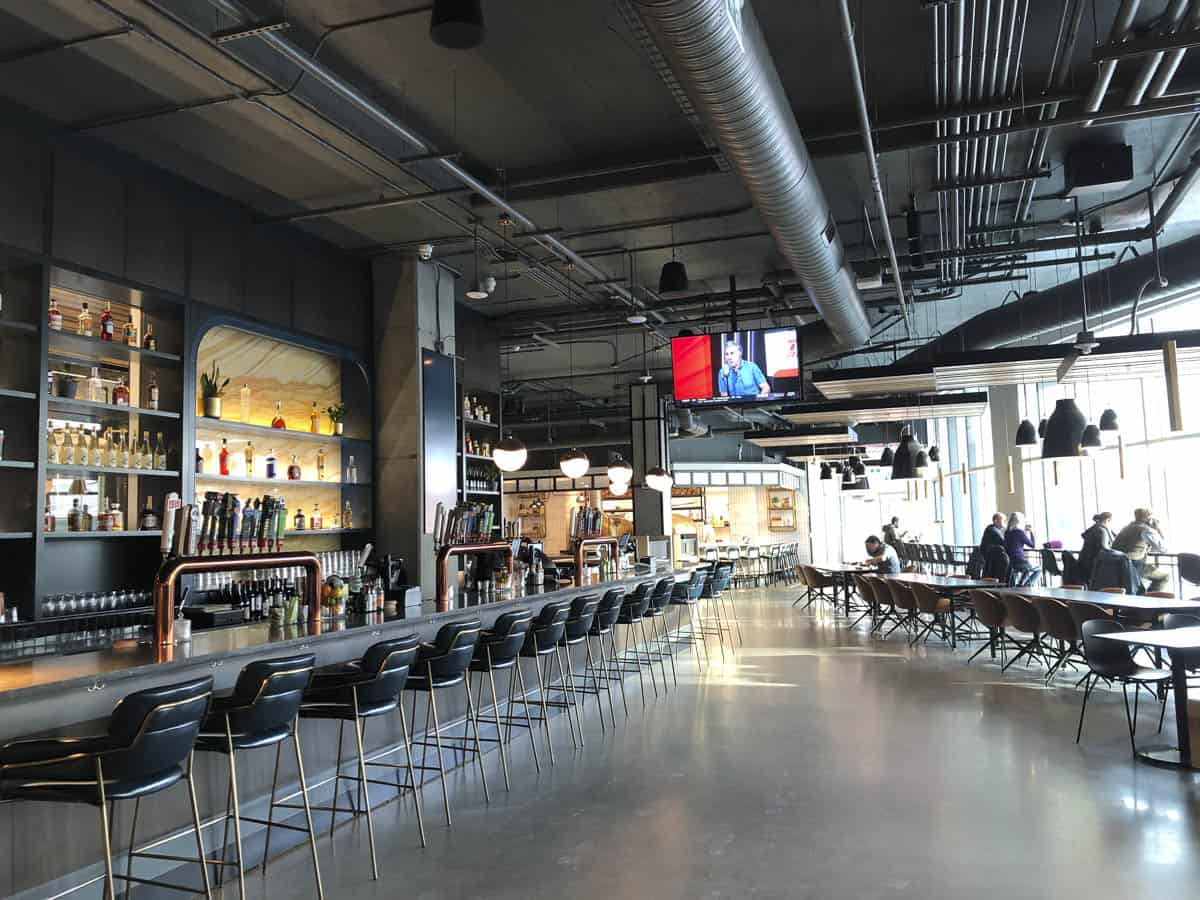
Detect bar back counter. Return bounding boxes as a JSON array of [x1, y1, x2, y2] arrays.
[[0, 569, 687, 897]]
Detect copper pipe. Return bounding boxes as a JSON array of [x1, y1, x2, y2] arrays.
[[435, 542, 515, 612], [153, 551, 323, 647], [574, 537, 620, 587]]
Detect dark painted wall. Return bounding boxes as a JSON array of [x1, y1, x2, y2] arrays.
[[456, 303, 502, 393], [0, 107, 371, 352]]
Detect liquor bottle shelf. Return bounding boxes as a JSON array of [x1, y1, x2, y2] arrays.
[[46, 464, 181, 478], [458, 452, 494, 461], [194, 418, 363, 444], [0, 532, 34, 540], [0, 388, 37, 401], [0, 320, 38, 335], [48, 396, 181, 420], [287, 528, 370, 536], [0, 460, 35, 470], [48, 330, 181, 366], [195, 473, 357, 488], [45, 530, 163, 540], [459, 417, 499, 429], [465, 489, 501, 497]]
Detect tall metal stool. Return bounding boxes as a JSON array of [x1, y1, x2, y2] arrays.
[[0, 676, 215, 900], [614, 582, 657, 704], [553, 594, 602, 741], [510, 599, 576, 759], [468, 608, 537, 783], [586, 586, 629, 724], [640, 576, 677, 688], [195, 653, 321, 899], [298, 635, 425, 880], [405, 620, 488, 827], [670, 568, 710, 666]]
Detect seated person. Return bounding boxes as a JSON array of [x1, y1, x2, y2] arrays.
[[862, 535, 901, 575], [1113, 508, 1170, 593]]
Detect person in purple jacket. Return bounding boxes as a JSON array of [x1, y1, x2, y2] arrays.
[[1005, 511, 1040, 586]]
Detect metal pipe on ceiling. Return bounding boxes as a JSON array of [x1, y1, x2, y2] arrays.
[[201, 0, 648, 315], [0, 28, 133, 65], [836, 0, 911, 336], [1125, 0, 1190, 106], [1147, 0, 1200, 98], [1083, 0, 1143, 124], [631, 0, 871, 347]]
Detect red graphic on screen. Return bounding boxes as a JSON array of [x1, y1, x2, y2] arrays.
[[671, 335, 713, 401]]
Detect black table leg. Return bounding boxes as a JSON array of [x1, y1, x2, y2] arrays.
[[1135, 661, 1194, 770]]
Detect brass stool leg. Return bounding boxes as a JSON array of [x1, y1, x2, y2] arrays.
[[553, 645, 582, 748], [607, 630, 630, 717], [427, 674, 453, 826], [351, 690, 379, 880], [261, 741, 282, 874], [463, 674, 491, 802], [512, 660, 541, 771], [329, 721, 344, 841], [224, 717, 247, 900], [534, 654, 557, 764], [126, 796, 141, 897], [96, 759, 117, 900], [292, 719, 325, 899], [396, 699, 427, 848], [485, 661, 511, 790], [186, 753, 214, 899]]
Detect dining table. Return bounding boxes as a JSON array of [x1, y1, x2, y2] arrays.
[[810, 562, 874, 615], [1096, 625, 1200, 771]]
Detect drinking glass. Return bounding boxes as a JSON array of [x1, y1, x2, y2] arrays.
[[42, 596, 57, 617], [84, 592, 99, 614]]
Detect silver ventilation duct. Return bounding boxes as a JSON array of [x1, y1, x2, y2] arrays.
[[632, 0, 872, 347]]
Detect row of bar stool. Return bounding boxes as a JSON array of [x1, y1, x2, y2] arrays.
[[0, 576, 704, 899]]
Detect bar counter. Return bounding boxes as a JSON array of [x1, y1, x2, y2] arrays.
[[0, 569, 687, 742]]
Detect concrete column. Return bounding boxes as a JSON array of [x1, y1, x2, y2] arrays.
[[630, 382, 672, 548], [988, 384, 1026, 517], [372, 255, 457, 595]]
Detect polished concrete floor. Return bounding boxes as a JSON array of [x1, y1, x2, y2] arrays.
[[231, 586, 1200, 899]]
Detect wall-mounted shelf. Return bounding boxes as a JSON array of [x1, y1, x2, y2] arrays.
[[45, 530, 163, 540], [0, 388, 37, 401], [195, 473, 354, 488], [0, 320, 38, 335], [47, 464, 180, 478], [0, 461, 35, 470], [48, 396, 181, 420], [48, 331, 181, 366], [466, 489, 500, 497], [0, 532, 34, 540], [288, 528, 370, 536], [194, 418, 361, 444], [458, 452, 494, 461], [460, 417, 499, 429]]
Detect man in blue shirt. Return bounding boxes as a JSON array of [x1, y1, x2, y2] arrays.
[[717, 341, 770, 398]]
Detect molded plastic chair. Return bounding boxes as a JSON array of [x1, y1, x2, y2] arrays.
[[997, 593, 1049, 672], [882, 580, 917, 638], [1031, 597, 1082, 684], [1076, 619, 1171, 751], [967, 590, 1007, 665], [1161, 612, 1200, 671], [909, 581, 952, 647]]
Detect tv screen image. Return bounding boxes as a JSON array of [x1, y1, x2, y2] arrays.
[[671, 328, 801, 405]]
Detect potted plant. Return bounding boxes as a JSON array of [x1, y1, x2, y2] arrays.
[[326, 401, 346, 435], [200, 362, 229, 419]]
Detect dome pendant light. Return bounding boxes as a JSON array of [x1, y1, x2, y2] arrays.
[[492, 435, 527, 473], [879, 446, 894, 467], [1099, 408, 1119, 431], [1014, 419, 1038, 446], [607, 455, 633, 485], [559, 448, 590, 480], [658, 224, 689, 294], [890, 427, 927, 480], [645, 466, 674, 493], [430, 0, 485, 49], [1041, 398, 1088, 459], [1081, 423, 1103, 450], [819, 462, 833, 480], [1037, 418, 1048, 439]]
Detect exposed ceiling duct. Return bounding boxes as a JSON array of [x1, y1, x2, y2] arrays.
[[631, 0, 872, 347]]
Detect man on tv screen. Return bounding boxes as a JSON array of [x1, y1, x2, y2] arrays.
[[718, 340, 770, 398]]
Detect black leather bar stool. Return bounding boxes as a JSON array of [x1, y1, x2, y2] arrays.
[[195, 653, 320, 900], [552, 594, 601, 743], [642, 577, 677, 689], [670, 569, 710, 667], [469, 608, 536, 785], [510, 598, 574, 763], [0, 676, 214, 900], [298, 635, 425, 880], [587, 586, 628, 724], [615, 581, 658, 704], [405, 620, 487, 827]]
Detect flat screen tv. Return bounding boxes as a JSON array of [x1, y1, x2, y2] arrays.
[[671, 328, 801, 406]]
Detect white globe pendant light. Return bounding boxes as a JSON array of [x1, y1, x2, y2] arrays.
[[607, 455, 633, 485], [491, 435, 527, 473], [645, 466, 673, 493], [559, 448, 590, 480]]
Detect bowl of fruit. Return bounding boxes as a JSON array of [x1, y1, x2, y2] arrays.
[[322, 575, 348, 618]]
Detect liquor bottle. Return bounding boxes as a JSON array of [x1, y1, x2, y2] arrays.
[[97, 498, 113, 532], [244, 441, 255, 477], [142, 321, 157, 350], [140, 433, 151, 470], [219, 438, 230, 476], [110, 499, 124, 532], [271, 401, 286, 429], [77, 302, 93, 337], [44, 499, 56, 534], [48, 297, 63, 331], [46, 426, 56, 464], [145, 372, 159, 410], [88, 367, 105, 403], [131, 432, 143, 469], [111, 376, 130, 406], [239, 383, 251, 423], [195, 449, 203, 474], [343, 500, 353, 530], [316, 447, 326, 481], [139, 496, 159, 530], [154, 432, 167, 471], [68, 498, 85, 532], [124, 320, 137, 346], [99, 301, 114, 341], [107, 429, 119, 468], [345, 455, 358, 484], [309, 402, 321, 434], [92, 429, 106, 466], [201, 442, 213, 474], [311, 503, 322, 530], [265, 449, 277, 480], [287, 455, 301, 481], [293, 506, 306, 531]]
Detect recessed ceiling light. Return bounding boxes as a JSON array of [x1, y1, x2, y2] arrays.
[[627, 313, 648, 325]]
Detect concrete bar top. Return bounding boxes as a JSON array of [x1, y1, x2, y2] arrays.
[[0, 569, 689, 742]]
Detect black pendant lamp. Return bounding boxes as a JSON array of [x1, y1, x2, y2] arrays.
[[1081, 423, 1103, 450], [1015, 419, 1038, 446], [890, 428, 926, 480], [658, 224, 689, 293], [1099, 408, 1119, 431], [928, 446, 940, 463], [842, 472, 871, 493], [879, 446, 894, 467], [820, 462, 833, 480], [1041, 398, 1088, 458], [431, 0, 485, 49], [913, 449, 930, 474], [1037, 418, 1048, 439]]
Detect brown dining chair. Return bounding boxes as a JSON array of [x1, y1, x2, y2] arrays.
[[866, 575, 903, 635], [883, 580, 917, 639], [1062, 584, 1086, 590], [967, 590, 1008, 665], [1147, 591, 1176, 599], [909, 582, 953, 648], [1032, 597, 1083, 683], [849, 574, 876, 630], [997, 593, 1049, 672], [1102, 587, 1127, 595]]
